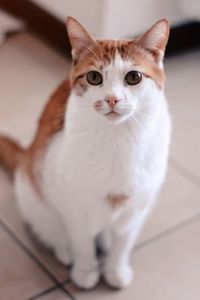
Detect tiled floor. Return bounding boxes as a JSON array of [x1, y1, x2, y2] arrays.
[[0, 31, 200, 300]]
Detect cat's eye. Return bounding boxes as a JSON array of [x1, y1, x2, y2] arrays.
[[87, 71, 103, 85], [125, 71, 142, 85]]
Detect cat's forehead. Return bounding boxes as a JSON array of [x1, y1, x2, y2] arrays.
[[103, 51, 134, 81], [97, 39, 133, 64], [75, 39, 153, 71], [73, 39, 139, 73]]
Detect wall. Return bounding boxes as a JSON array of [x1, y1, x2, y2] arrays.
[[179, 0, 200, 20], [32, 0, 104, 36], [101, 0, 182, 38], [32, 0, 185, 38]]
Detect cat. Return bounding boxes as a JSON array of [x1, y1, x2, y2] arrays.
[[0, 16, 171, 289]]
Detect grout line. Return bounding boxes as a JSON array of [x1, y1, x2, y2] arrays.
[[170, 158, 200, 190], [0, 219, 76, 300], [135, 211, 200, 252], [26, 285, 60, 300], [61, 279, 71, 285], [27, 279, 71, 300]]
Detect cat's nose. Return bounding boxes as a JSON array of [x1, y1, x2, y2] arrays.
[[105, 96, 120, 108]]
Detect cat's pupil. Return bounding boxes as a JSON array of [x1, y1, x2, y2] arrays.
[[87, 71, 102, 85], [125, 71, 142, 85]]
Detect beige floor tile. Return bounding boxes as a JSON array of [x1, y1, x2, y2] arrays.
[[165, 51, 200, 180], [0, 10, 24, 43], [0, 226, 53, 300], [0, 33, 70, 145], [165, 51, 200, 92], [67, 218, 200, 300], [0, 170, 69, 282], [138, 165, 200, 244]]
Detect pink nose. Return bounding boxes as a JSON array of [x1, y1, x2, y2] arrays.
[[105, 96, 120, 107]]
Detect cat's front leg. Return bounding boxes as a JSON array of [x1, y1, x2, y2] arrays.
[[103, 207, 148, 288], [62, 204, 100, 289], [103, 229, 135, 288], [69, 225, 100, 289]]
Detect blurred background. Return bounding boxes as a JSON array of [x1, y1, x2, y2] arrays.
[[27, 0, 200, 37], [0, 1, 200, 300]]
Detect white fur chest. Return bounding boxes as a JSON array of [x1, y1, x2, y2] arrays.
[[59, 122, 138, 197]]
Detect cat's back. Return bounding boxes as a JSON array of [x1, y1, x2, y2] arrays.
[[28, 79, 70, 153], [15, 78, 71, 201], [22, 79, 70, 176]]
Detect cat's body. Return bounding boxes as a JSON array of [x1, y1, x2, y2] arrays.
[[0, 17, 171, 289]]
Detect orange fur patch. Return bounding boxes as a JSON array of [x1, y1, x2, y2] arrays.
[[107, 194, 129, 209], [21, 79, 71, 196], [0, 136, 25, 176], [93, 100, 103, 112]]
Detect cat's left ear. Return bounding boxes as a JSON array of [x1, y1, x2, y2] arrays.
[[136, 19, 170, 66], [66, 16, 96, 62]]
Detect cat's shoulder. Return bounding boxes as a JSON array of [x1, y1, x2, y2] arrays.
[[37, 78, 71, 137], [26, 78, 71, 165]]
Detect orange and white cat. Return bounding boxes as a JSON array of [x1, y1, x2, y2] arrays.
[[0, 17, 171, 289]]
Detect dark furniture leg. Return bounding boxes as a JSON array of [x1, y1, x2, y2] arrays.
[[0, 0, 71, 57]]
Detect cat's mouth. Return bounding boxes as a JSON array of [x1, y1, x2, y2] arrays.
[[105, 111, 121, 121]]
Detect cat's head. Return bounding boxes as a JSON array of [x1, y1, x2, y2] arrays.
[[66, 17, 169, 124]]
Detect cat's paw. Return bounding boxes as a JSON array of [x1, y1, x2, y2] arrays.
[[55, 247, 72, 266], [104, 265, 134, 289], [71, 266, 100, 290]]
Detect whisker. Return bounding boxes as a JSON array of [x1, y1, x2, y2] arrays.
[[134, 111, 146, 121], [130, 115, 148, 135], [134, 114, 144, 123], [124, 122, 137, 145]]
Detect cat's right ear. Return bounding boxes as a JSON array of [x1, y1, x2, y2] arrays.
[[66, 16, 96, 62]]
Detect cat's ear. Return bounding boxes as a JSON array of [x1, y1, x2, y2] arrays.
[[66, 16, 96, 61], [136, 19, 169, 66]]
